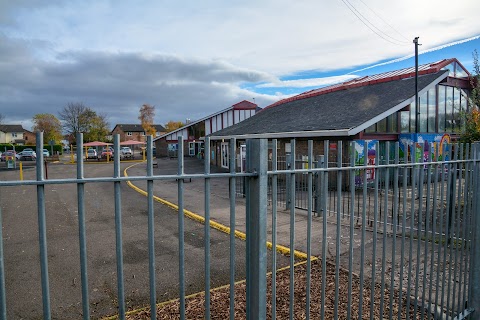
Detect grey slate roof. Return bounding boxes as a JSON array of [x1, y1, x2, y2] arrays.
[[0, 124, 24, 133], [114, 124, 165, 133], [211, 71, 448, 138]]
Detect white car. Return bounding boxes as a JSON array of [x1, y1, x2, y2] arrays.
[[16, 150, 36, 161], [120, 147, 133, 158]]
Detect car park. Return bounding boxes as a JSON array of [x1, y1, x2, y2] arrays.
[[16, 150, 36, 161]]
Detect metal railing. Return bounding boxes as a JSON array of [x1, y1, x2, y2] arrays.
[[1, 133, 480, 319]]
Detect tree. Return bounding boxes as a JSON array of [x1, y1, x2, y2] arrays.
[[0, 113, 4, 125], [83, 113, 110, 142], [164, 120, 185, 132], [460, 50, 480, 144], [59, 102, 109, 143], [138, 104, 156, 136], [32, 113, 62, 143]]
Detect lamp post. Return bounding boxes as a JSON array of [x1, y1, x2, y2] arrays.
[[414, 37, 420, 133]]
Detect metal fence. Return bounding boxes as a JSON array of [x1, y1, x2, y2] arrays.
[[1, 133, 480, 319]]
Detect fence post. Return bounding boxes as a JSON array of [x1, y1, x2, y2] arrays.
[[315, 155, 325, 217], [245, 138, 267, 320], [470, 142, 480, 319]]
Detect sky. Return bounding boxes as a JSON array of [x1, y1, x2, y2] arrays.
[[0, 0, 479, 132]]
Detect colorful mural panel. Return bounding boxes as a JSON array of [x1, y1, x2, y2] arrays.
[[399, 133, 451, 162], [353, 140, 377, 186]]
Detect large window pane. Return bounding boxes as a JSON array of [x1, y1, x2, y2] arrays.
[[438, 86, 446, 132], [365, 123, 376, 133], [453, 87, 461, 131], [460, 90, 467, 131], [377, 117, 387, 132], [455, 62, 469, 78], [419, 91, 428, 132], [410, 101, 417, 132], [445, 86, 454, 132], [388, 113, 398, 133], [428, 88, 436, 132], [400, 111, 410, 132], [442, 62, 456, 77]]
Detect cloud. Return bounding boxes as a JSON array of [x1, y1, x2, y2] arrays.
[[0, 35, 280, 130], [257, 75, 358, 88]]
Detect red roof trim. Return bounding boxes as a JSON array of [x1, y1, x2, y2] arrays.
[[232, 100, 258, 110], [262, 58, 465, 112]]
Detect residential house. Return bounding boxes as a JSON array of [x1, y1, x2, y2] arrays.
[[111, 124, 166, 142], [0, 125, 26, 145]]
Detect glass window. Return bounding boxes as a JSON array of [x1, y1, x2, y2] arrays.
[[442, 63, 456, 77], [365, 123, 376, 133], [438, 86, 446, 132], [410, 101, 417, 132], [445, 86, 454, 132], [453, 87, 461, 131], [400, 111, 410, 132], [127, 132, 132, 136], [428, 88, 436, 132], [419, 92, 428, 132], [377, 118, 387, 132], [455, 62, 468, 78], [387, 113, 398, 133]]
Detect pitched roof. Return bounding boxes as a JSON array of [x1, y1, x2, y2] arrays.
[[114, 124, 165, 133], [210, 70, 448, 139], [264, 58, 468, 111], [153, 100, 258, 141], [0, 124, 24, 133]]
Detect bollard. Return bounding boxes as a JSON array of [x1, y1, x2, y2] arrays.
[[19, 162, 23, 180]]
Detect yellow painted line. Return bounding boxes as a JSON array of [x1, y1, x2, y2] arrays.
[[123, 163, 310, 260]]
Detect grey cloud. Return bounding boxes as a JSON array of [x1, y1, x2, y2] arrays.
[[0, 35, 278, 130]]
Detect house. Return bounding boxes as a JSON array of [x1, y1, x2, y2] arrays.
[[0, 125, 26, 144], [210, 58, 473, 172], [111, 124, 166, 142], [23, 129, 36, 145], [153, 100, 259, 166]]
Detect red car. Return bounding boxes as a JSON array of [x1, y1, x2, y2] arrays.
[[0, 151, 16, 161], [101, 147, 114, 159]]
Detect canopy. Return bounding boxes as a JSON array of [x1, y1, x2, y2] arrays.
[[120, 140, 146, 145], [83, 141, 112, 147]]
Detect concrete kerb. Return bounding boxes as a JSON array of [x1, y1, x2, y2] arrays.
[[123, 162, 311, 261]]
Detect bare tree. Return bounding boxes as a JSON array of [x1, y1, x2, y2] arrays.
[[138, 104, 156, 136], [59, 102, 109, 143], [58, 102, 88, 140], [0, 113, 5, 125]]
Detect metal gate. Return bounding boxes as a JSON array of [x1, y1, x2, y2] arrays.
[[1, 133, 480, 319]]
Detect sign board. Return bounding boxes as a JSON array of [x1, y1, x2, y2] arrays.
[[49, 140, 55, 146], [285, 143, 291, 153]]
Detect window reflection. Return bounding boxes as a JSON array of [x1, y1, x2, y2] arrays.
[[442, 63, 456, 77], [419, 92, 428, 132], [455, 62, 469, 78], [438, 86, 446, 132], [428, 88, 436, 132], [401, 111, 410, 133]]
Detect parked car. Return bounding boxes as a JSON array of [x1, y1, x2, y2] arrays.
[[23, 148, 34, 152], [101, 147, 114, 159], [120, 147, 133, 158], [0, 151, 16, 161], [86, 149, 98, 159], [16, 150, 36, 161], [43, 149, 50, 157]]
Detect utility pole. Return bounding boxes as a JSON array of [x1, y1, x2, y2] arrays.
[[414, 37, 420, 133]]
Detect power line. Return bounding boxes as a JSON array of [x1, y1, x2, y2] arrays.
[[357, 0, 410, 42], [340, 0, 409, 46]]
